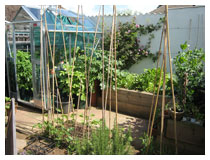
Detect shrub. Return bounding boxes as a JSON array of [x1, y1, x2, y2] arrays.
[[173, 42, 205, 120]]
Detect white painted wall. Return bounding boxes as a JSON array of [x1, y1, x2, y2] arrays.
[[89, 6, 205, 73]]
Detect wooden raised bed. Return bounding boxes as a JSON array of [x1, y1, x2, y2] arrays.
[[97, 88, 171, 119], [156, 119, 205, 154]]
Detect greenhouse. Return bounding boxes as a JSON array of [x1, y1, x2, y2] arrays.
[[5, 5, 102, 109]]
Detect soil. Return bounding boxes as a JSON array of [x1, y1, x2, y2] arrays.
[[18, 135, 67, 155]]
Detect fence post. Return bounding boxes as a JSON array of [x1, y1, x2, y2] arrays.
[[5, 98, 17, 155]]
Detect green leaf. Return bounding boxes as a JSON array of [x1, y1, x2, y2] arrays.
[[55, 108, 62, 113]]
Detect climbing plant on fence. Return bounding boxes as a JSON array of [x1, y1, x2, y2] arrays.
[[104, 17, 165, 70]]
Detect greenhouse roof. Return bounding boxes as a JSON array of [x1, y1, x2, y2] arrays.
[[12, 5, 101, 33]]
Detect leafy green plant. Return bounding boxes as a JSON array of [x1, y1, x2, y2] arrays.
[[139, 132, 155, 154], [16, 50, 33, 100], [173, 42, 205, 120], [116, 68, 172, 95], [33, 114, 133, 155], [55, 48, 122, 100], [57, 63, 86, 101], [33, 114, 74, 148], [5, 97, 11, 110], [139, 132, 175, 155], [104, 17, 164, 69]]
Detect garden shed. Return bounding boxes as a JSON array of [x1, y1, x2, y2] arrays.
[[5, 5, 102, 109]]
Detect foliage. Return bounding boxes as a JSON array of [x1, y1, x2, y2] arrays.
[[73, 123, 133, 155], [5, 97, 11, 110], [116, 68, 171, 95], [104, 17, 164, 69], [16, 50, 33, 100], [173, 42, 205, 120], [139, 132, 155, 154], [56, 63, 86, 101], [139, 132, 175, 155], [55, 48, 107, 101], [55, 48, 123, 100], [33, 114, 133, 155], [33, 114, 74, 148]]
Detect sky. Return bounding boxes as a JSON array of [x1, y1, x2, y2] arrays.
[[25, 5, 158, 16], [65, 5, 158, 16]]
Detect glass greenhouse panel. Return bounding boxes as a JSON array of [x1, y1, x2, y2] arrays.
[[6, 5, 102, 109]]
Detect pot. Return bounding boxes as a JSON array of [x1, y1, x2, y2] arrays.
[[79, 100, 86, 109], [54, 101, 73, 114], [168, 107, 184, 121]]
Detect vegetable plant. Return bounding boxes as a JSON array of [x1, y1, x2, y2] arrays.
[[16, 50, 33, 100]]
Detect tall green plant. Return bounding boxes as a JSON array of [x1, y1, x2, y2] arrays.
[[173, 42, 205, 120], [16, 50, 33, 100]]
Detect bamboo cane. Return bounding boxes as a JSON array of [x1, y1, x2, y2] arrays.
[[81, 5, 89, 137], [160, 18, 167, 154], [83, 6, 101, 137], [43, 8, 64, 116], [52, 6, 58, 126], [47, 43, 52, 123], [109, 35, 114, 136], [58, 6, 80, 122], [104, 5, 115, 115], [44, 8, 52, 123], [147, 25, 164, 136], [102, 5, 105, 127], [113, 5, 118, 127], [87, 86, 93, 140], [74, 79, 82, 135], [165, 5, 178, 154], [40, 6, 44, 131], [146, 44, 165, 153]]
